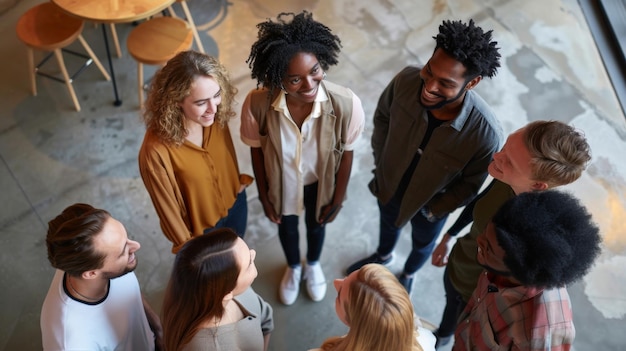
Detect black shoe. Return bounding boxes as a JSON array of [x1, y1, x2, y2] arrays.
[[397, 274, 414, 294], [434, 329, 452, 349], [345, 253, 393, 275]]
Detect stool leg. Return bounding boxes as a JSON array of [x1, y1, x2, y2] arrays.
[[54, 49, 81, 112], [138, 62, 144, 109], [167, 6, 179, 18], [26, 47, 36, 96], [109, 23, 122, 58], [77, 35, 111, 81], [181, 1, 205, 53]]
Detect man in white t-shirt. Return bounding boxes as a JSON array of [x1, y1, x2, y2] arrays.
[[41, 203, 162, 350]]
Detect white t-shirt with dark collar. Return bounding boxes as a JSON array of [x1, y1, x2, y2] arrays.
[[40, 270, 154, 350]]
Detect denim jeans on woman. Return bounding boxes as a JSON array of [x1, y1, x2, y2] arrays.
[[279, 182, 325, 267], [205, 190, 248, 237]]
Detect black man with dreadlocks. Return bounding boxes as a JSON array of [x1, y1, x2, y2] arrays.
[[346, 19, 502, 297], [240, 11, 365, 306]]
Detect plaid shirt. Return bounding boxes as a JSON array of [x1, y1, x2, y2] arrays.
[[454, 271, 574, 351]]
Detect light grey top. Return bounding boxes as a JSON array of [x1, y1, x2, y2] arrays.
[[181, 287, 273, 351]]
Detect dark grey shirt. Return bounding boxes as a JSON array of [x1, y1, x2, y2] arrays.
[[370, 66, 502, 227]]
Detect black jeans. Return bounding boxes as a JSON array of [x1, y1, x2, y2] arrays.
[[278, 182, 325, 267]]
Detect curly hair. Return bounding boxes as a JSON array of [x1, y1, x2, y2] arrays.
[[492, 190, 601, 288], [321, 264, 423, 351], [46, 203, 110, 276], [434, 19, 501, 79], [143, 50, 238, 146], [523, 120, 591, 187], [162, 229, 240, 351], [246, 11, 342, 91]]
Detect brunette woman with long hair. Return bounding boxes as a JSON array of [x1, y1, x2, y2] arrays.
[[161, 229, 273, 351]]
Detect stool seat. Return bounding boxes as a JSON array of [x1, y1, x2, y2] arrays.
[[15, 2, 110, 111], [127, 17, 193, 65], [16, 3, 84, 51]]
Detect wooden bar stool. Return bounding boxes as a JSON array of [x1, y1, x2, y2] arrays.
[[126, 16, 193, 109], [167, 0, 205, 53], [109, 0, 203, 62], [16, 2, 111, 112]]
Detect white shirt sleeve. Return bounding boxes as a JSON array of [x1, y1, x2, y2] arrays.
[[344, 91, 365, 151]]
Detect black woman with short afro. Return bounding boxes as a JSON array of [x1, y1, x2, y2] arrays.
[[240, 11, 365, 306], [491, 190, 601, 288], [246, 11, 342, 92], [434, 19, 501, 79]]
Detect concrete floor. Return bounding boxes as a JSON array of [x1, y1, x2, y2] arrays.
[[1, 0, 625, 350]]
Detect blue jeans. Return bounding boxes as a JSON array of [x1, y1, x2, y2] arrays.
[[278, 182, 325, 267], [205, 190, 248, 238], [377, 193, 447, 274], [437, 266, 467, 337]]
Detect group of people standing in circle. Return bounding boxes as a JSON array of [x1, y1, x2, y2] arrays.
[[40, 9, 604, 351], [136, 10, 436, 350]]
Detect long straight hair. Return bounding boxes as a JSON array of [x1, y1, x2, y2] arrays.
[[161, 229, 240, 351], [321, 264, 423, 351]]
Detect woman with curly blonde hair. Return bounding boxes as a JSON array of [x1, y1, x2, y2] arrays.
[[139, 50, 252, 253], [312, 264, 435, 351]]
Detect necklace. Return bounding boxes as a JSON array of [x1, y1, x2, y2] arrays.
[[66, 275, 104, 302]]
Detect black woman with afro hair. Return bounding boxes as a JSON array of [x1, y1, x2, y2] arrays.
[[490, 190, 601, 288], [454, 190, 601, 350], [240, 11, 365, 306], [246, 11, 342, 92], [345, 17, 502, 307]]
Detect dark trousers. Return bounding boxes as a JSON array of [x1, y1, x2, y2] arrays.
[[206, 190, 248, 238], [279, 182, 325, 267], [376, 191, 447, 274], [437, 266, 467, 337]]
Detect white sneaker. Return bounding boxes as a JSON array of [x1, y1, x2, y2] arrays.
[[304, 262, 327, 302], [279, 265, 301, 305]]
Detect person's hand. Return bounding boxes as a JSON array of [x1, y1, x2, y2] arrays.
[[318, 203, 342, 225], [420, 206, 438, 223], [239, 174, 254, 193], [431, 233, 451, 267], [260, 198, 281, 224]]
